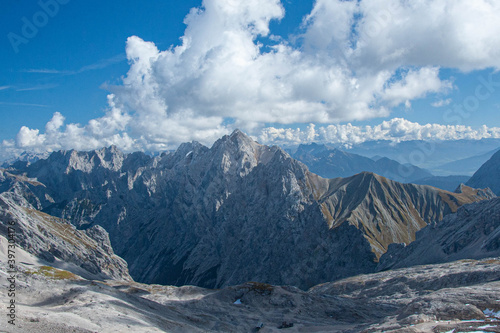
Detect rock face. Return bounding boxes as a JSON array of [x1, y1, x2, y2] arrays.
[[293, 143, 432, 182], [378, 197, 500, 271], [2, 130, 495, 289], [0, 170, 131, 281], [467, 149, 500, 195]]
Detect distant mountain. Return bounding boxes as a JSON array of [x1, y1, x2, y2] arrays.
[[293, 143, 432, 182], [345, 138, 500, 173], [466, 149, 500, 195], [1, 151, 50, 168], [411, 175, 471, 192], [378, 197, 500, 271], [2, 130, 494, 289], [435, 147, 500, 176]]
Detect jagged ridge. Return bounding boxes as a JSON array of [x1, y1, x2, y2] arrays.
[[1, 130, 494, 289]]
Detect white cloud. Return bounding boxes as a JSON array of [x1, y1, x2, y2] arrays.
[[258, 118, 500, 147], [22, 54, 126, 75], [0, 102, 48, 108], [3, 0, 500, 160], [103, 0, 463, 141], [16, 84, 59, 92], [339, 0, 500, 72], [432, 99, 452, 108]]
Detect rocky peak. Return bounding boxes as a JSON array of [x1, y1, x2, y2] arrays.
[[295, 143, 329, 156], [164, 141, 208, 168], [93, 145, 125, 171], [213, 129, 259, 152], [454, 183, 496, 199], [210, 129, 276, 177], [0, 192, 131, 281]]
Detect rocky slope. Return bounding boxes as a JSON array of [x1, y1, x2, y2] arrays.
[[2, 130, 494, 289], [293, 143, 432, 182], [0, 169, 131, 281], [1, 254, 499, 333], [316, 173, 494, 259], [467, 149, 500, 195], [378, 197, 500, 271]]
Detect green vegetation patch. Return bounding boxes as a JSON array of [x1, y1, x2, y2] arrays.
[[26, 266, 79, 280]]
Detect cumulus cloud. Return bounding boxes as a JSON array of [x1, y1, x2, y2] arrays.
[[258, 118, 500, 147], [341, 0, 500, 72], [109, 0, 463, 135], [2, 0, 500, 160]]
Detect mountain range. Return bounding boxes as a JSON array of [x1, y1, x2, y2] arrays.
[[292, 143, 432, 182], [343, 138, 500, 175], [291, 143, 475, 191], [1, 129, 499, 332], [1, 130, 495, 290]]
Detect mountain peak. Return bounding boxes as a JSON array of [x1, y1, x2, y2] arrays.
[[213, 129, 258, 151], [230, 128, 246, 137], [229, 129, 256, 145]]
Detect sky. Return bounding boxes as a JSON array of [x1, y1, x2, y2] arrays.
[[1, 0, 500, 160]]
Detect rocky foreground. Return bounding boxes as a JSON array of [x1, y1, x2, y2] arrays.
[[1, 243, 499, 333]]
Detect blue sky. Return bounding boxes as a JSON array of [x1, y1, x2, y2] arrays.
[[1, 0, 202, 139], [0, 0, 316, 140], [1, 0, 499, 159]]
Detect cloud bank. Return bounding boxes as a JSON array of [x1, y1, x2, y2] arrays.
[[3, 0, 500, 160], [259, 118, 500, 147]]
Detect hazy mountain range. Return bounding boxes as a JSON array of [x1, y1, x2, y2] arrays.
[[291, 143, 473, 191], [291, 143, 432, 182], [342, 138, 500, 175]]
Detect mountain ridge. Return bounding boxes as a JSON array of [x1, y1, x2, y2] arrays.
[[1, 130, 495, 289]]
